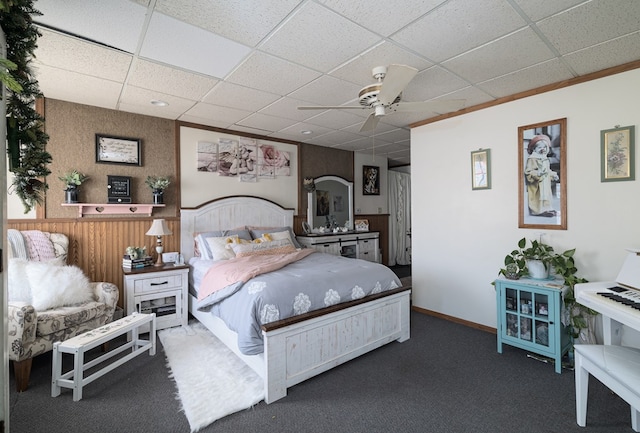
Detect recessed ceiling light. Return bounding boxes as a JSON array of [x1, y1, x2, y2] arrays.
[[301, 130, 312, 135], [151, 99, 168, 107]]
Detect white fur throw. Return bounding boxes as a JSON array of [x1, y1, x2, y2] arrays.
[[24, 261, 93, 310], [8, 258, 33, 303]]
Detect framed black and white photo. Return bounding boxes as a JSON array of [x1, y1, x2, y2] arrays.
[[363, 165, 380, 195], [96, 134, 142, 166], [518, 118, 567, 230]]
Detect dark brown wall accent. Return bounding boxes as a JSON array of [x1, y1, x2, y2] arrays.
[[298, 142, 353, 216], [44, 99, 176, 218]]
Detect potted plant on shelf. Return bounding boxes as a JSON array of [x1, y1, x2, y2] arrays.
[[498, 237, 596, 344], [145, 175, 170, 204], [59, 169, 89, 203]]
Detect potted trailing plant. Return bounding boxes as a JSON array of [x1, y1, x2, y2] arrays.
[[145, 175, 170, 204], [498, 237, 596, 343], [58, 169, 89, 203], [499, 237, 556, 280]]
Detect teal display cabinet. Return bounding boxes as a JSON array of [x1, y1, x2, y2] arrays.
[[495, 277, 572, 373]]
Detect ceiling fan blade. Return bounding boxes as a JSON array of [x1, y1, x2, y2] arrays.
[[391, 99, 466, 114], [297, 105, 365, 110], [359, 113, 380, 132], [377, 64, 418, 106]]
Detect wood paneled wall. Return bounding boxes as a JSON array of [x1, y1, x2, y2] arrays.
[[7, 218, 181, 308]]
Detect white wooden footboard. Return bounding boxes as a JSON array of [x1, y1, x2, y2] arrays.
[[262, 289, 411, 403]]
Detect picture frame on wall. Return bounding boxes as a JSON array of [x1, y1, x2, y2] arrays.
[[518, 118, 567, 230], [363, 165, 380, 195], [471, 149, 491, 190], [600, 125, 635, 182], [95, 134, 142, 166]]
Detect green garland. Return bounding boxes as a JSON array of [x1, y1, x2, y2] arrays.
[[0, 0, 51, 213]]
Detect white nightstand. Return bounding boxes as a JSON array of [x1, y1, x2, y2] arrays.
[[123, 264, 189, 332]]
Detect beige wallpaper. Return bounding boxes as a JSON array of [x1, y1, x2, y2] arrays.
[[44, 99, 176, 218]]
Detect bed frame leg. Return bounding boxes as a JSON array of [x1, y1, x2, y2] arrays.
[[263, 332, 287, 404]]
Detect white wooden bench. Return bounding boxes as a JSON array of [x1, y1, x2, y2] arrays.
[[52, 313, 156, 401], [574, 344, 640, 431]]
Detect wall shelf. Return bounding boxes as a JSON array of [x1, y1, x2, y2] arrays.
[[61, 203, 165, 218]]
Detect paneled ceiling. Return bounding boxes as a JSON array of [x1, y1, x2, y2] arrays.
[[31, 0, 640, 166]]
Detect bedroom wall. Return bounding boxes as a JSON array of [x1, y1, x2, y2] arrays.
[[179, 124, 298, 209], [411, 67, 640, 347]]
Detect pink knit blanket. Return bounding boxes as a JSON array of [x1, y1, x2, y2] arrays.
[[22, 230, 56, 261], [198, 249, 315, 301]]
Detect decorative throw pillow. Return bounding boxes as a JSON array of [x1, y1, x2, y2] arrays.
[[194, 230, 252, 259], [8, 258, 33, 303], [230, 239, 296, 258], [204, 235, 239, 261], [25, 262, 93, 310], [248, 227, 302, 249]]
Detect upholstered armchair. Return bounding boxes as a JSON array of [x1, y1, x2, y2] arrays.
[[7, 230, 119, 391]]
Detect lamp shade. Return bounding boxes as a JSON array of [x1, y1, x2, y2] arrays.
[[146, 219, 173, 236]]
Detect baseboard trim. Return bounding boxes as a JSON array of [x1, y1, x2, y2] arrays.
[[412, 306, 497, 334]]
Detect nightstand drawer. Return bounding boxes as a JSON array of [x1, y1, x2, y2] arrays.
[[134, 274, 182, 293]]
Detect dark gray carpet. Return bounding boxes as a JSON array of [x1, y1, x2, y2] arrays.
[[9, 311, 631, 433]]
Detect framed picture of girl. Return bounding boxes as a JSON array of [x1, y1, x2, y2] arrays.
[[518, 118, 567, 230]]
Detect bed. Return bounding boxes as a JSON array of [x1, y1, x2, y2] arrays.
[[180, 196, 411, 403]]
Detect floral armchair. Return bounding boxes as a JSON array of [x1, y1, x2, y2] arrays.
[[7, 230, 119, 391]]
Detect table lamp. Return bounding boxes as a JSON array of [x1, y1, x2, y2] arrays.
[[146, 219, 173, 266]]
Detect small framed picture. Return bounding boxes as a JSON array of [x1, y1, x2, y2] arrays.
[[363, 165, 380, 195], [601, 125, 635, 182], [471, 149, 491, 190], [96, 134, 142, 166]]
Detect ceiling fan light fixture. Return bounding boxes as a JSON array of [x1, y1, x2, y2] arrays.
[[374, 105, 385, 117]]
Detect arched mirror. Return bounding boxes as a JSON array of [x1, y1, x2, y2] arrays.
[[307, 176, 353, 232]]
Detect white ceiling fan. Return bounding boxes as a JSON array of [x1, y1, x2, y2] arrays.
[[298, 64, 465, 132]]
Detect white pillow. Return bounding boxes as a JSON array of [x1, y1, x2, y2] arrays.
[[204, 235, 239, 261], [230, 239, 296, 258], [25, 262, 93, 310], [8, 258, 33, 303]]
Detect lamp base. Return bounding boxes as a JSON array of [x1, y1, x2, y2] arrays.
[[155, 245, 164, 267]]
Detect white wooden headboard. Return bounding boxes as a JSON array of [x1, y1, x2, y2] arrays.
[[180, 196, 295, 261]]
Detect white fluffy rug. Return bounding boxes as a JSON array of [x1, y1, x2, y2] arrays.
[[158, 322, 264, 432]]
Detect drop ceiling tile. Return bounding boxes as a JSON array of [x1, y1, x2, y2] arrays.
[[443, 28, 556, 83], [120, 85, 197, 115], [259, 97, 323, 122], [34, 29, 132, 82], [319, 0, 445, 37], [117, 102, 183, 120], [278, 122, 332, 139], [228, 52, 321, 96], [32, 64, 121, 109], [564, 32, 640, 75], [154, 0, 302, 47], [34, 0, 147, 53], [511, 0, 587, 22], [237, 113, 299, 133], [178, 113, 234, 130], [184, 102, 253, 124], [330, 41, 433, 85], [374, 128, 411, 143], [306, 110, 368, 130], [404, 66, 470, 101], [306, 129, 364, 146], [128, 59, 219, 100], [537, 0, 640, 54], [260, 2, 380, 72], [289, 76, 363, 106], [476, 59, 574, 98], [392, 0, 526, 62], [140, 12, 251, 78], [202, 82, 281, 112]]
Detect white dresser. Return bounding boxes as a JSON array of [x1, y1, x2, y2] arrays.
[[296, 232, 379, 263]]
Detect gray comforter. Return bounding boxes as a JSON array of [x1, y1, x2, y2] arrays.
[[195, 252, 401, 355]]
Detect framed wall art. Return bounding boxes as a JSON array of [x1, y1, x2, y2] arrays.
[[471, 149, 491, 190], [600, 125, 635, 182], [518, 118, 567, 230], [95, 134, 142, 166], [363, 165, 380, 195]]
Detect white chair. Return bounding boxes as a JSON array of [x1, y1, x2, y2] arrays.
[[574, 344, 640, 431]]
